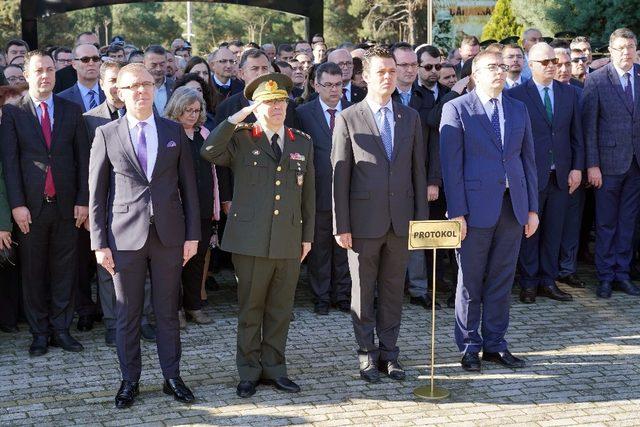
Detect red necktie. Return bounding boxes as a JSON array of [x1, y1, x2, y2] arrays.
[[327, 109, 337, 132], [40, 102, 56, 197]]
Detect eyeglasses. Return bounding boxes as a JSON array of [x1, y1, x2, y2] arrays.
[[531, 58, 559, 67], [316, 81, 343, 89], [216, 59, 237, 65], [421, 63, 442, 71], [6, 76, 26, 83], [571, 57, 587, 63], [504, 54, 524, 60], [396, 62, 419, 69], [75, 56, 102, 63], [183, 107, 202, 115], [610, 45, 637, 53], [119, 81, 155, 91], [336, 61, 353, 68], [481, 64, 510, 72], [56, 58, 73, 64]]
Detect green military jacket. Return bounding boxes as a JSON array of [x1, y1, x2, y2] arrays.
[[201, 119, 315, 259], [0, 162, 11, 232]]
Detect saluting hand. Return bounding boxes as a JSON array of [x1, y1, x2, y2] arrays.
[[228, 101, 263, 125], [96, 248, 116, 276]]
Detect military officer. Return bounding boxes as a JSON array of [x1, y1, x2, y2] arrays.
[[201, 73, 315, 398]]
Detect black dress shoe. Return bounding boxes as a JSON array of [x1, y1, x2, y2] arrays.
[[410, 295, 441, 310], [141, 324, 156, 342], [115, 380, 139, 409], [614, 280, 640, 296], [335, 300, 351, 313], [461, 352, 481, 372], [77, 315, 94, 332], [0, 324, 19, 333], [482, 349, 525, 368], [519, 288, 537, 304], [359, 363, 381, 383], [29, 335, 48, 357], [105, 329, 116, 347], [378, 360, 405, 380], [314, 302, 329, 315], [260, 377, 301, 393], [557, 274, 585, 288], [50, 332, 84, 352], [596, 281, 612, 298], [163, 377, 195, 403], [236, 380, 257, 398], [538, 284, 573, 301]]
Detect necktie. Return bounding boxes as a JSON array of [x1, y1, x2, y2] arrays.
[[118, 107, 126, 118], [624, 73, 634, 106], [40, 102, 56, 197], [490, 98, 502, 143], [88, 89, 98, 110], [342, 87, 348, 100], [400, 92, 411, 106], [379, 107, 393, 160], [543, 87, 553, 122], [511, 81, 519, 88], [327, 109, 337, 132], [271, 133, 282, 163], [136, 122, 148, 176]]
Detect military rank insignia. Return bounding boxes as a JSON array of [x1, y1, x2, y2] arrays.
[[252, 149, 260, 156]]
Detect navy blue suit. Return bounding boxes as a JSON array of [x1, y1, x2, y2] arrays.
[[57, 83, 106, 113], [583, 63, 640, 282], [440, 90, 538, 353], [508, 79, 584, 289]]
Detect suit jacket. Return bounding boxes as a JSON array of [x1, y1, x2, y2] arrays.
[[296, 97, 351, 212], [332, 100, 428, 239], [439, 90, 538, 228], [507, 79, 584, 191], [53, 66, 77, 94], [57, 83, 106, 113], [89, 114, 200, 251], [392, 81, 450, 186], [348, 84, 367, 103], [0, 94, 90, 219], [582, 63, 640, 175], [201, 120, 315, 259], [0, 162, 11, 231], [84, 101, 116, 142], [213, 77, 244, 100]]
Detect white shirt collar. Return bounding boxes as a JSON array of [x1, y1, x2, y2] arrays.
[[262, 125, 285, 150], [475, 87, 502, 106], [213, 74, 230, 87], [319, 97, 342, 113], [365, 96, 393, 116], [343, 81, 352, 93], [533, 78, 553, 92], [30, 94, 53, 110], [614, 64, 634, 79], [126, 112, 156, 131], [77, 81, 100, 94], [506, 76, 522, 86]]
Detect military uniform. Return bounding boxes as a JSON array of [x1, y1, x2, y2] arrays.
[[200, 75, 315, 382]]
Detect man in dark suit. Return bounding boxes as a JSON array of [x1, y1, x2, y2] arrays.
[[583, 28, 640, 298], [53, 32, 100, 94], [143, 45, 174, 115], [508, 43, 584, 304], [57, 43, 105, 113], [332, 46, 428, 383], [89, 63, 200, 408], [297, 62, 351, 315], [440, 50, 539, 372], [0, 50, 90, 356], [209, 47, 244, 100], [327, 49, 367, 103]]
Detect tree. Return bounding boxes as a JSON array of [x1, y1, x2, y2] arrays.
[[511, 0, 560, 36], [0, 0, 21, 48], [324, 0, 361, 46], [349, 0, 427, 44], [481, 0, 523, 42]]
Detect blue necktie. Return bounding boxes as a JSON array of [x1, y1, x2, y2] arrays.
[[490, 98, 501, 143], [88, 89, 98, 109], [400, 92, 411, 106], [379, 107, 393, 160]]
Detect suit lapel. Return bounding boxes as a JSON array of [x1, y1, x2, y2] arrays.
[[633, 64, 640, 117], [469, 91, 502, 150], [21, 96, 47, 148], [358, 102, 388, 160], [525, 79, 552, 127], [254, 127, 277, 161], [151, 115, 168, 180], [391, 101, 404, 162], [313, 98, 332, 139], [50, 96, 64, 150], [607, 63, 634, 114], [115, 117, 147, 180], [502, 95, 513, 151], [551, 81, 562, 128]]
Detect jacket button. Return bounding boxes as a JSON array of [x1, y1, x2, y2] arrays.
[[253, 161, 257, 166], [277, 166, 282, 171], [233, 213, 237, 217], [274, 209, 279, 215], [389, 192, 394, 196], [275, 195, 281, 200], [275, 180, 281, 186]]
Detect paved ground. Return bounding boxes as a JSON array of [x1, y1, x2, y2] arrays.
[[1, 263, 640, 426]]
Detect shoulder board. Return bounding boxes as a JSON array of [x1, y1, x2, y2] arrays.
[[234, 122, 253, 131], [291, 128, 311, 140]]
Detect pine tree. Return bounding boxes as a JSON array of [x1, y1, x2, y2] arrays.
[[481, 0, 523, 42]]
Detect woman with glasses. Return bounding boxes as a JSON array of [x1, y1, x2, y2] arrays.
[[173, 73, 218, 130], [184, 57, 221, 105], [164, 87, 220, 327]]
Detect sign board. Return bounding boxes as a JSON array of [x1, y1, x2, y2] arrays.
[[408, 220, 462, 250]]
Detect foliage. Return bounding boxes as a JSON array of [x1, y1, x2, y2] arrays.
[[481, 0, 523, 42]]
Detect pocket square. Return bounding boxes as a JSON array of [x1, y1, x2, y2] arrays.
[[167, 141, 177, 148]]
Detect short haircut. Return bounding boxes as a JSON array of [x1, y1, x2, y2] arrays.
[[164, 86, 207, 127], [52, 46, 72, 60], [3, 64, 23, 73], [471, 50, 501, 72], [277, 43, 294, 55], [74, 31, 97, 45], [275, 60, 291, 70], [295, 41, 310, 50], [570, 36, 591, 46], [144, 45, 166, 57], [238, 48, 268, 68], [117, 62, 150, 85], [6, 39, 29, 52], [570, 48, 585, 55], [228, 40, 244, 48], [99, 60, 125, 81], [523, 28, 542, 39], [554, 47, 570, 56], [362, 45, 395, 72], [73, 43, 99, 57], [315, 61, 343, 82], [484, 43, 504, 54], [390, 42, 413, 57], [461, 35, 479, 47], [23, 49, 52, 70], [338, 42, 356, 50], [107, 44, 125, 55], [246, 42, 260, 49], [416, 45, 441, 62], [609, 28, 637, 47], [503, 43, 523, 54], [440, 62, 455, 70], [128, 50, 144, 61]]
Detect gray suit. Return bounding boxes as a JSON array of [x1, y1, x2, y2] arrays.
[[332, 100, 428, 366], [89, 114, 200, 381]]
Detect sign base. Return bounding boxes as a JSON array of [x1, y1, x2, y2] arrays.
[[413, 385, 450, 400]]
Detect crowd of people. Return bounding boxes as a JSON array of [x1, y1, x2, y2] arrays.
[[0, 24, 639, 406]]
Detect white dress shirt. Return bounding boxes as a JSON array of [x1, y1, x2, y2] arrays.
[[614, 64, 635, 101], [154, 78, 168, 114], [213, 74, 230, 89], [31, 94, 54, 128], [506, 75, 524, 89], [126, 113, 158, 181], [319, 98, 342, 128], [533, 79, 554, 111], [366, 96, 395, 148], [343, 81, 353, 101], [77, 81, 101, 112]]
